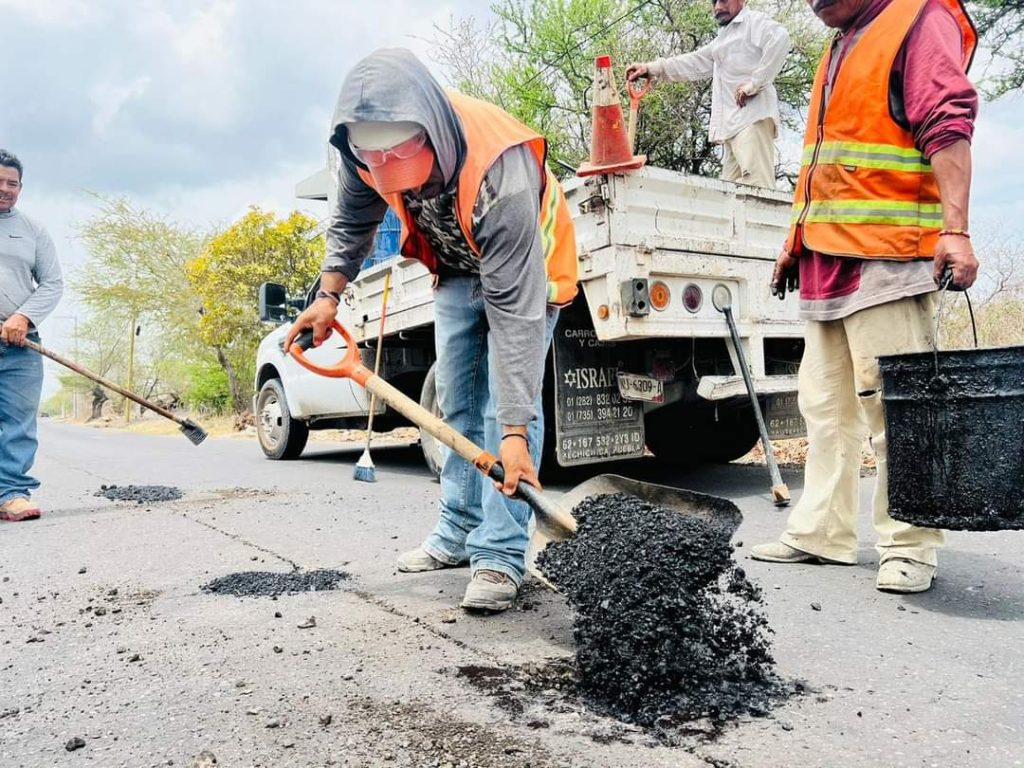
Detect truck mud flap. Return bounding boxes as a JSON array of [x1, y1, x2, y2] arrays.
[[552, 302, 645, 466]]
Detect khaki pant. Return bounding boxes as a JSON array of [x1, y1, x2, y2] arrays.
[[721, 118, 777, 189], [781, 294, 945, 567]]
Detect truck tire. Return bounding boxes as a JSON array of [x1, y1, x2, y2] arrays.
[[256, 379, 309, 460], [418, 364, 445, 478], [645, 401, 760, 465]]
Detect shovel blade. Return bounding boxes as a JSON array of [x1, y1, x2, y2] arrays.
[[526, 474, 742, 586]]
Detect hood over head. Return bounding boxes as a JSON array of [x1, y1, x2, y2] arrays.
[[330, 48, 466, 192]]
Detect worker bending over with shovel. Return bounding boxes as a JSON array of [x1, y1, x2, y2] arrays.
[[285, 49, 578, 613]]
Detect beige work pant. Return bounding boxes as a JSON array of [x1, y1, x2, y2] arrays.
[[781, 294, 945, 567], [721, 118, 777, 189]]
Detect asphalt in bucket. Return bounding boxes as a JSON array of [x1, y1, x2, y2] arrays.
[[201, 569, 350, 597], [537, 492, 791, 730], [95, 485, 184, 503]]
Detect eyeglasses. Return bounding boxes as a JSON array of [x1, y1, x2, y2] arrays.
[[350, 130, 429, 168]]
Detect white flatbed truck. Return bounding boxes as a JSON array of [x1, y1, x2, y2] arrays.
[[254, 165, 806, 471]]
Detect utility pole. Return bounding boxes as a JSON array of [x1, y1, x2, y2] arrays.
[[124, 312, 138, 422]]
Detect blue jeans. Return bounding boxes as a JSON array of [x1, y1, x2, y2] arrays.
[[0, 334, 43, 504], [423, 278, 558, 585]]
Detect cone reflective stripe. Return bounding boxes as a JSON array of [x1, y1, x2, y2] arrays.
[[577, 55, 647, 177]]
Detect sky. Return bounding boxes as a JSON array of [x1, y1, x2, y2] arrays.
[[3, 0, 1022, 395]]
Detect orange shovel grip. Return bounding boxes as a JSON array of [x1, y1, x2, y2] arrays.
[[627, 76, 652, 105], [288, 321, 372, 386]]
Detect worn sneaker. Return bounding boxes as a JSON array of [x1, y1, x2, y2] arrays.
[[876, 558, 935, 594], [750, 541, 824, 563], [460, 570, 518, 612], [0, 497, 41, 522], [396, 547, 463, 573]]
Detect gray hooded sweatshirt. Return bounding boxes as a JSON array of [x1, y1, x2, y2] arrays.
[[323, 49, 549, 427]]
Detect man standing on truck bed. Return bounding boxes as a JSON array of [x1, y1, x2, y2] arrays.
[[752, 0, 978, 594], [625, 0, 791, 189], [285, 48, 578, 613]]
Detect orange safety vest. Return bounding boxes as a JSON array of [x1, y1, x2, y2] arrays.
[[357, 91, 579, 306], [785, 0, 976, 260]]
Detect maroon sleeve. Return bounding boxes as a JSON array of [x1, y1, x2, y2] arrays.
[[895, 0, 978, 159]]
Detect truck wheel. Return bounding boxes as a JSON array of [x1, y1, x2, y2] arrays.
[[256, 379, 309, 460], [418, 364, 445, 477], [645, 401, 760, 465]]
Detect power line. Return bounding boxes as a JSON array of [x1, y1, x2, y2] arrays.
[[520, 0, 657, 89]]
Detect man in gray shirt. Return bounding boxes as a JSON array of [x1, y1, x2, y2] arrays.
[[284, 49, 578, 613], [0, 150, 64, 521]]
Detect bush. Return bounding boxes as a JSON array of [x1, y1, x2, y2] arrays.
[[182, 361, 231, 413]]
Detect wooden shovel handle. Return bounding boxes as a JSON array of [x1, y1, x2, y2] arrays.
[[288, 320, 577, 537]]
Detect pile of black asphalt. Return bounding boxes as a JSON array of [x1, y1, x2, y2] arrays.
[[537, 491, 791, 729]]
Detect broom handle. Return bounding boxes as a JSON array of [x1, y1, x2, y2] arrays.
[[23, 339, 184, 426], [364, 270, 392, 440]]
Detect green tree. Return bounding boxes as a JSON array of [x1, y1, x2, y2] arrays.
[[435, 0, 827, 182], [73, 195, 205, 417], [974, 0, 1024, 97], [186, 208, 324, 412]]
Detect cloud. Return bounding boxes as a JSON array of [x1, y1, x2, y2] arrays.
[[0, 0, 93, 24], [3, 0, 480, 201], [91, 76, 152, 134]]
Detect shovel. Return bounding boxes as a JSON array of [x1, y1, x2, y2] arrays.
[[24, 339, 208, 446], [626, 75, 651, 153], [289, 322, 743, 577]]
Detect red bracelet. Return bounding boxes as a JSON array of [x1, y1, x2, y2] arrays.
[[939, 229, 970, 239]]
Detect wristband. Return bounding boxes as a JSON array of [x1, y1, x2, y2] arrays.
[[315, 289, 341, 305], [501, 433, 528, 444], [939, 229, 970, 239]]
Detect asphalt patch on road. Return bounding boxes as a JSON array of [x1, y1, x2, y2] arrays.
[[536, 492, 796, 736], [95, 485, 183, 503], [201, 569, 350, 597]]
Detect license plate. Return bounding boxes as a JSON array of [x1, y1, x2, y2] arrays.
[[764, 393, 806, 439], [617, 373, 664, 403]]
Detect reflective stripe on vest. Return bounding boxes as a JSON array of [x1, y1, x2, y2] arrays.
[[799, 141, 932, 172], [795, 200, 943, 227]]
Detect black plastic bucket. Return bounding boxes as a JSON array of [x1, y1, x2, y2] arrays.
[[878, 346, 1024, 531]]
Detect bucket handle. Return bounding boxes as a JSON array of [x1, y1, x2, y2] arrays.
[[933, 267, 978, 373]]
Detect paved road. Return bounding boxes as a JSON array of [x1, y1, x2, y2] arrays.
[[1, 421, 1021, 768]]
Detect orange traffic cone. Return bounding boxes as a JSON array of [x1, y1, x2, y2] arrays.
[[577, 55, 647, 177]]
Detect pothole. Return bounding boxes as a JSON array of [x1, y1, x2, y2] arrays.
[[201, 569, 350, 597], [95, 485, 184, 503]]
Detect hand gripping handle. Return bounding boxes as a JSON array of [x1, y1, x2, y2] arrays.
[[288, 321, 372, 386]]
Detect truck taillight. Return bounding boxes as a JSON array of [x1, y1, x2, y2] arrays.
[[649, 281, 671, 311], [683, 284, 703, 313]]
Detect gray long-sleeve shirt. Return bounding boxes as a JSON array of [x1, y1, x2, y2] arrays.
[[323, 49, 551, 427], [0, 208, 64, 327]]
